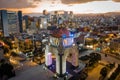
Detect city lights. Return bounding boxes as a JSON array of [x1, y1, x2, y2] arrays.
[[0, 1, 120, 80]]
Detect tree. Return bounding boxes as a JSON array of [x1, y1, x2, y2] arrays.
[[100, 67, 108, 78], [10, 52, 18, 57], [92, 39, 98, 44], [3, 46, 9, 54]]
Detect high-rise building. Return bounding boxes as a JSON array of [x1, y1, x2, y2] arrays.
[[40, 17, 48, 29], [0, 10, 9, 37], [0, 10, 23, 37], [39, 10, 50, 29], [18, 11, 23, 33], [0, 10, 2, 35], [23, 15, 29, 30], [0, 42, 4, 60]]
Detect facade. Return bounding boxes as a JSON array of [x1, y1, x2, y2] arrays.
[[22, 15, 29, 31], [23, 15, 41, 34], [45, 28, 79, 78], [22, 19, 26, 32], [0, 10, 23, 37], [0, 43, 4, 60], [39, 13, 50, 29], [0, 11, 2, 32], [40, 16, 48, 29], [18, 11, 23, 33], [109, 38, 120, 54], [0, 10, 9, 37]]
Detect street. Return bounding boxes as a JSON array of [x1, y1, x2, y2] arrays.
[[86, 64, 104, 80], [80, 49, 120, 80], [8, 49, 120, 80], [9, 63, 55, 80]]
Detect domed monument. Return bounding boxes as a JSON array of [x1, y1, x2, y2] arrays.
[[45, 27, 79, 78]]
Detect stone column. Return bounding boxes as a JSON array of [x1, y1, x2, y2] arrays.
[[62, 54, 67, 74], [56, 53, 67, 77], [71, 46, 79, 67], [55, 38, 68, 77], [56, 54, 60, 74], [45, 45, 52, 66]]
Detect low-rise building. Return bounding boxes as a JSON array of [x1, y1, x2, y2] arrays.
[[109, 38, 120, 54]]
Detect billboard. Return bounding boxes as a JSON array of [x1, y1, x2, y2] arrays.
[[63, 38, 74, 48], [50, 37, 74, 48], [50, 37, 59, 47]]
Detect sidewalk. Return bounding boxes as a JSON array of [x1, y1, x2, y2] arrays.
[[9, 64, 55, 80], [106, 53, 120, 60]]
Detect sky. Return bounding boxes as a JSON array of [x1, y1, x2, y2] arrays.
[[0, 0, 120, 14]]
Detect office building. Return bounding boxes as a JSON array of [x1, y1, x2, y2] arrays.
[[0, 10, 23, 37]]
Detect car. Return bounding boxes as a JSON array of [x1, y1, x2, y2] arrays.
[[10, 52, 26, 61], [25, 52, 34, 58], [79, 55, 90, 61]]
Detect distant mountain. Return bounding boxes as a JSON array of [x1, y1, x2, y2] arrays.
[[23, 13, 43, 17], [75, 12, 120, 16], [23, 12, 120, 17], [105, 12, 120, 15]]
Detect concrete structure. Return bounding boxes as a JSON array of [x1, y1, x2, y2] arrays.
[[45, 29, 79, 78], [109, 38, 120, 54], [0, 45, 4, 60], [22, 15, 29, 31], [0, 10, 9, 37], [18, 11, 23, 33], [0, 11, 2, 33], [0, 10, 23, 37], [40, 17, 48, 29]]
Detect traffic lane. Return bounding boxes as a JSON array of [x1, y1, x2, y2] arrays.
[[99, 53, 120, 64]]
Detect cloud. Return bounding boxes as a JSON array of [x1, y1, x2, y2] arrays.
[[113, 0, 120, 2], [33, 0, 41, 1], [0, 0, 41, 8], [61, 0, 107, 4], [33, 0, 41, 3]]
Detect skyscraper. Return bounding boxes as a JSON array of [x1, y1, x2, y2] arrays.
[[0, 10, 23, 37], [0, 10, 2, 33], [18, 11, 23, 33], [0, 10, 9, 37]]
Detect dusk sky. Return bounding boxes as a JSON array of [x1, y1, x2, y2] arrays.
[[0, 0, 120, 14]]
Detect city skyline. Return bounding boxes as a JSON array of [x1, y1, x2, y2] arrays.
[[0, 0, 120, 14]]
